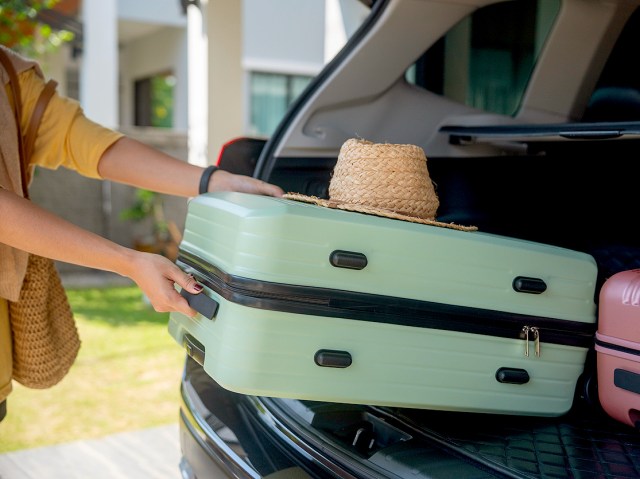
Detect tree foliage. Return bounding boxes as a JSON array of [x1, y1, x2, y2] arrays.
[[0, 0, 74, 56]]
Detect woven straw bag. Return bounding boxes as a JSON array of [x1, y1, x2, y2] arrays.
[[9, 255, 80, 388], [0, 48, 80, 389]]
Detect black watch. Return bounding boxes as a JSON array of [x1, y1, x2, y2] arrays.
[[198, 165, 219, 194]]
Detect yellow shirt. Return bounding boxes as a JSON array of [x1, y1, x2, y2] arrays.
[[1, 65, 124, 404], [15, 67, 124, 179]]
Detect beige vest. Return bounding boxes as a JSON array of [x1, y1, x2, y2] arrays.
[[0, 45, 44, 302]]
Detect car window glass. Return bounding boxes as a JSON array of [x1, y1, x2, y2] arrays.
[[407, 0, 560, 116], [582, 6, 640, 122]]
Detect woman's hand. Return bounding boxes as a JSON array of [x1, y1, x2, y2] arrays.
[[206, 169, 284, 197], [124, 251, 204, 318]]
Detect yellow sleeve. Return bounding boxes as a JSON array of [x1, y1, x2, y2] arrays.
[[19, 68, 124, 179]]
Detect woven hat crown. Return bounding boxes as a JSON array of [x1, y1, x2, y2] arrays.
[[329, 138, 440, 220], [283, 138, 477, 231]]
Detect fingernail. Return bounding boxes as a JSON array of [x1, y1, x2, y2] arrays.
[[193, 283, 203, 292]]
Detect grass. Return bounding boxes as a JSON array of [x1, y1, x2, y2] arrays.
[[0, 286, 186, 453]]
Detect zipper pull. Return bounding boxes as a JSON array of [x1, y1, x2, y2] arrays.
[[531, 327, 540, 357], [521, 326, 530, 357]]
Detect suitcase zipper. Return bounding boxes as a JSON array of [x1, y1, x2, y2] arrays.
[[521, 326, 541, 357], [178, 252, 594, 349]]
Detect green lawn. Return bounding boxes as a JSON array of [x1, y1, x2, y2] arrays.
[[0, 286, 186, 452]]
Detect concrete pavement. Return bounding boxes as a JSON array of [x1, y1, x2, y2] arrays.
[[0, 424, 182, 479]]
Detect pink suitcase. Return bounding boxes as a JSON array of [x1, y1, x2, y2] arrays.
[[595, 269, 640, 429]]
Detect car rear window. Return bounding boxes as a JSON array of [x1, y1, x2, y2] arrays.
[[407, 0, 561, 116]]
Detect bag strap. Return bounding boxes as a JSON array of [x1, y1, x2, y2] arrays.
[[0, 48, 58, 199], [0, 48, 27, 194], [24, 78, 57, 164]]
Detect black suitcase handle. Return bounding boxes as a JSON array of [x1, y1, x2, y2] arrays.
[[180, 288, 219, 320]]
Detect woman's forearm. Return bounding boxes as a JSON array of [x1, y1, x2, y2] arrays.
[[0, 188, 203, 316], [0, 188, 135, 277], [97, 137, 284, 198], [97, 137, 203, 197]]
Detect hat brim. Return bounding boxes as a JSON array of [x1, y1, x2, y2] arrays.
[[283, 193, 478, 232]]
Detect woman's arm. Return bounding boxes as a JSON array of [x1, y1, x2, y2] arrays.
[[97, 137, 284, 198], [20, 66, 283, 198], [5, 52, 284, 317], [0, 188, 202, 317]]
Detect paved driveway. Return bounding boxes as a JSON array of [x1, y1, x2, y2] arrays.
[[0, 424, 181, 479]]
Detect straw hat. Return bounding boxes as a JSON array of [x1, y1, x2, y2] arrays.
[[283, 138, 477, 231]]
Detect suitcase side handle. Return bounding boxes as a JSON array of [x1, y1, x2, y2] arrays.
[[330, 250, 368, 270], [180, 288, 219, 320], [314, 349, 353, 368], [513, 276, 547, 294]]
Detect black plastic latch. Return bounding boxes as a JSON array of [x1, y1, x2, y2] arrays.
[[496, 367, 530, 384], [614, 368, 640, 394], [314, 349, 353, 368], [330, 250, 368, 270], [512, 276, 547, 294], [180, 288, 219, 319]]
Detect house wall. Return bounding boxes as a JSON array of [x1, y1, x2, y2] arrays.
[[81, 0, 118, 128], [117, 0, 184, 25], [205, 1, 244, 162], [118, 27, 188, 130], [242, 0, 326, 74]]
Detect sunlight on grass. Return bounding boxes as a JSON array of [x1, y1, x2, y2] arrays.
[[0, 286, 186, 452]]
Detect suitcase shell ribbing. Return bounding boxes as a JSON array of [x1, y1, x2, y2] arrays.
[[595, 269, 640, 428], [169, 192, 598, 416]]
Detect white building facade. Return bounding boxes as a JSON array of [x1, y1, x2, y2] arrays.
[[76, 0, 368, 164]]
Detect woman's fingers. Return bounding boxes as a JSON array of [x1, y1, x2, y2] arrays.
[[129, 252, 201, 317], [209, 170, 285, 197]]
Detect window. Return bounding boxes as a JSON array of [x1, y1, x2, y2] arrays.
[[408, 0, 560, 115], [582, 7, 640, 122], [249, 72, 312, 136], [134, 72, 176, 128]]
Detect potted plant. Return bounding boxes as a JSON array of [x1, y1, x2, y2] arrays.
[[119, 188, 181, 261]]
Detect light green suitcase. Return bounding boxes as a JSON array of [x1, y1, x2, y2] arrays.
[[169, 192, 598, 416]]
